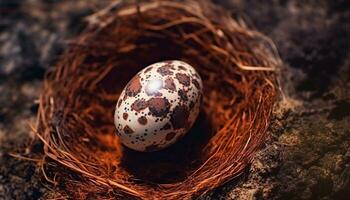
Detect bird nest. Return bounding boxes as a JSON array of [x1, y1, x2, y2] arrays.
[[35, 0, 281, 199]]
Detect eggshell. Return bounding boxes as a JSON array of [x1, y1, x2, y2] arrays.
[[114, 60, 203, 152]]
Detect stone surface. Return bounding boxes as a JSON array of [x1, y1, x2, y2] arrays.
[[0, 0, 349, 199]]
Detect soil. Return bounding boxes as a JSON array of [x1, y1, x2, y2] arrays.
[[0, 0, 349, 199]]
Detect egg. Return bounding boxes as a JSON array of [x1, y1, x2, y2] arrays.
[[114, 60, 203, 152]]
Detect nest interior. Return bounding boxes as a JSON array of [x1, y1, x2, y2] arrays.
[[36, 0, 281, 199]]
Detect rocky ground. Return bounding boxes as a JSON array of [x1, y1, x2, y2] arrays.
[[0, 0, 349, 199]]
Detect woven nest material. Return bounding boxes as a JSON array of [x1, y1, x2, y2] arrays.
[[35, 0, 281, 199]]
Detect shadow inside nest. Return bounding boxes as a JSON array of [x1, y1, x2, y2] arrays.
[[120, 110, 214, 184], [95, 37, 186, 94]]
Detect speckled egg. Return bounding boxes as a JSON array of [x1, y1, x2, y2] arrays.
[[114, 60, 203, 152]]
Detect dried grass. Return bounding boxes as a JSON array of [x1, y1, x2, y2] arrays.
[[35, 0, 281, 199]]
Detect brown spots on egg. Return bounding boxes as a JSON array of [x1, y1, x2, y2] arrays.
[[138, 116, 147, 125], [123, 113, 128, 120], [161, 123, 171, 130], [125, 75, 142, 97], [192, 79, 200, 89], [147, 97, 170, 117], [165, 132, 176, 141], [193, 72, 201, 79], [117, 100, 122, 108], [164, 77, 176, 91], [131, 98, 148, 112], [178, 65, 187, 71], [189, 101, 195, 109], [123, 125, 134, 134], [175, 73, 191, 86], [144, 66, 153, 73], [115, 61, 203, 151], [157, 64, 174, 76], [170, 105, 190, 129], [178, 89, 188, 101]]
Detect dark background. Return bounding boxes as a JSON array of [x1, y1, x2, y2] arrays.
[[0, 0, 349, 199]]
